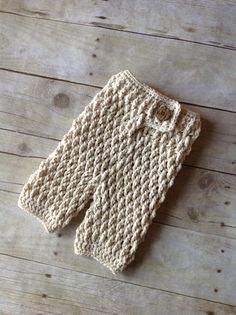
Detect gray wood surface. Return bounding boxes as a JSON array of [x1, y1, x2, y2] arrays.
[[1, 255, 235, 315], [1, 0, 236, 49], [1, 13, 236, 111], [1, 187, 236, 306], [0, 1, 236, 314]]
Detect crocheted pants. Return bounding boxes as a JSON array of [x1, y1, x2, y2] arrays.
[[18, 70, 201, 273]]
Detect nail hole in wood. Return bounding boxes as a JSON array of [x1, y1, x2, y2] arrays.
[[95, 16, 107, 19]]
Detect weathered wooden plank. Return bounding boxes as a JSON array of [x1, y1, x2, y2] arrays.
[[1, 255, 235, 315], [1, 123, 235, 305], [1, 2, 235, 311], [158, 166, 236, 238], [0, 0, 236, 50], [1, 14, 236, 111], [1, 189, 236, 306], [0, 70, 235, 175], [185, 105, 236, 174], [0, 69, 96, 140], [1, 135, 236, 240]]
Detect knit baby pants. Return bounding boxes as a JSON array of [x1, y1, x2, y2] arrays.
[[18, 70, 201, 273]]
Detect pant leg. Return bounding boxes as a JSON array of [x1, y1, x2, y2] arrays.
[[18, 104, 103, 232], [74, 71, 201, 274]]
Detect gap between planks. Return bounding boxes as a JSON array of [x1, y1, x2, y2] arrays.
[[1, 251, 235, 309], [0, 71, 236, 175], [0, 67, 235, 115], [0, 68, 236, 176], [1, 144, 235, 178], [0, 9, 235, 52], [1, 12, 236, 111], [1, 183, 236, 242]]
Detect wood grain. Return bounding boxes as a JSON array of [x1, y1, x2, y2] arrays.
[[0, 70, 235, 175], [1, 128, 236, 240], [1, 3, 236, 312], [1, 13, 236, 111], [1, 188, 236, 306], [1, 0, 236, 50], [1, 255, 235, 315]]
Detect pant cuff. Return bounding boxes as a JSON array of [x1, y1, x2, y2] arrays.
[[74, 241, 131, 274], [18, 193, 59, 233]]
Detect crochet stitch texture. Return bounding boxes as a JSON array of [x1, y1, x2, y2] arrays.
[[18, 70, 201, 273]]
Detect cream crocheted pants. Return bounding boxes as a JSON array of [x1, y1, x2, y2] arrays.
[[18, 70, 201, 273]]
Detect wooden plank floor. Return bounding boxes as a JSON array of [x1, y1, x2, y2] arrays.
[[0, 1, 236, 314]]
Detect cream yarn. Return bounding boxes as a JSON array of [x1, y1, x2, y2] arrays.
[[18, 70, 201, 273]]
